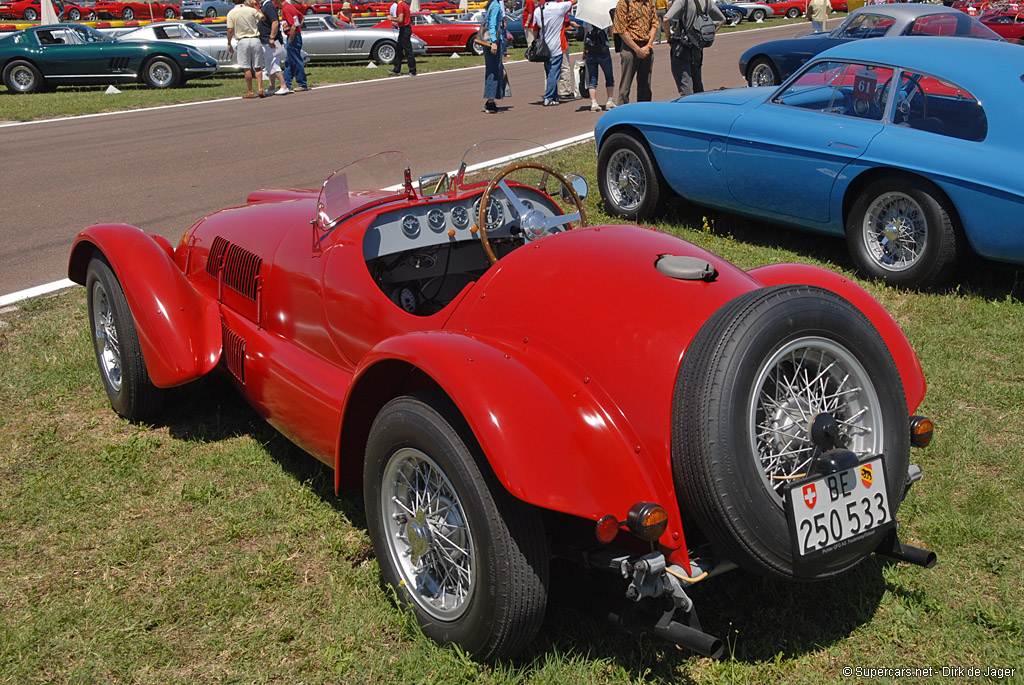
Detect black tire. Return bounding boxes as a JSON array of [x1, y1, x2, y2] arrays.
[[597, 131, 668, 220], [68, 7, 82, 20], [673, 285, 910, 580], [122, 6, 134, 19], [23, 6, 37, 19], [750, 7, 766, 21], [85, 255, 165, 420], [370, 40, 397, 65], [785, 7, 800, 17], [304, 6, 314, 13], [364, 393, 549, 661], [3, 60, 43, 94], [846, 175, 961, 288], [164, 7, 176, 18], [141, 56, 181, 88], [469, 37, 485, 56], [205, 6, 217, 17], [747, 56, 779, 87], [88, 10, 96, 19]]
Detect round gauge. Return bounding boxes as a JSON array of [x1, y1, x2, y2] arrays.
[[507, 198, 534, 220], [474, 197, 505, 230], [401, 214, 420, 238], [450, 205, 470, 229], [398, 287, 417, 313], [427, 208, 446, 232]]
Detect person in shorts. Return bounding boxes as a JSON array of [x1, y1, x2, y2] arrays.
[[259, 0, 286, 95], [581, 22, 615, 111], [227, 0, 266, 98]]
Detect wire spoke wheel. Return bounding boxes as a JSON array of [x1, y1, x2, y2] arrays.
[[91, 280, 123, 392], [382, 447, 476, 621], [606, 148, 646, 212], [861, 191, 926, 272], [749, 336, 882, 502]]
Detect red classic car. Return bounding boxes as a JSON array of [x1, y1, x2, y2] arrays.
[[94, 0, 180, 20], [0, 0, 96, 20], [372, 11, 483, 54], [68, 143, 935, 660], [978, 6, 1024, 38], [756, 0, 808, 19]]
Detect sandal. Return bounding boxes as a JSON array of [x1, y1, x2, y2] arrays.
[[242, 92, 256, 99]]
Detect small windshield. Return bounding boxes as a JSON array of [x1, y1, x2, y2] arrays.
[[185, 22, 221, 37], [317, 151, 411, 230], [319, 15, 345, 29], [456, 139, 550, 186], [830, 13, 895, 39]]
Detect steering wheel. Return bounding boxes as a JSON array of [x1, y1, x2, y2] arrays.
[[477, 161, 587, 265], [875, 73, 928, 124]]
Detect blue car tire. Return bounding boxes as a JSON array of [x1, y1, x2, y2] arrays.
[[597, 132, 668, 220], [846, 175, 961, 288]]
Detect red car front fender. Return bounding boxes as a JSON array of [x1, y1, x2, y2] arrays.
[[748, 263, 926, 413], [68, 224, 222, 388], [340, 329, 687, 550]]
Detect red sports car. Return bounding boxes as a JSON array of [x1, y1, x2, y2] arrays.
[[372, 11, 483, 54], [68, 142, 935, 661], [978, 5, 1024, 38], [0, 0, 96, 20], [94, 0, 180, 20], [756, 0, 808, 19]]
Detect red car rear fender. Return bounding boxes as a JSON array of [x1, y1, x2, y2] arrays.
[[68, 224, 222, 388], [338, 330, 688, 550], [748, 263, 926, 413]]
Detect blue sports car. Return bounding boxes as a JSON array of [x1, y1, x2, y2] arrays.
[[595, 37, 1024, 288], [738, 4, 1003, 87]]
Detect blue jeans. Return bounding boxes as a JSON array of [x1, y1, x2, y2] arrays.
[[543, 52, 563, 102], [284, 33, 306, 88], [586, 51, 614, 90]]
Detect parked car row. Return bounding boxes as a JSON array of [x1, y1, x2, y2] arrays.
[[0, 0, 95, 21]]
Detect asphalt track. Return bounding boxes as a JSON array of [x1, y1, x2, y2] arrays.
[[0, 21, 817, 301]]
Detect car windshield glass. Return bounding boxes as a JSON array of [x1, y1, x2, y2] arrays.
[[186, 22, 221, 36], [830, 13, 894, 39], [72, 25, 114, 43], [319, 15, 343, 28], [318, 151, 412, 231]]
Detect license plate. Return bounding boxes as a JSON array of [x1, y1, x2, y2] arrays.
[[786, 457, 891, 558]]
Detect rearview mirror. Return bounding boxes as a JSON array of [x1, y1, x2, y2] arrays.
[[561, 174, 588, 203]]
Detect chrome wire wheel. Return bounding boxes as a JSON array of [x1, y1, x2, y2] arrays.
[[90, 279, 122, 393], [381, 447, 476, 621], [749, 62, 776, 86], [861, 191, 927, 273], [147, 60, 173, 87], [748, 336, 882, 503], [605, 148, 646, 212]]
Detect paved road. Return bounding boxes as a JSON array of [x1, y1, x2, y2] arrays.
[[0, 22, 814, 298]]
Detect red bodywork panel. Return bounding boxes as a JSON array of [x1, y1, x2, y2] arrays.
[[372, 13, 479, 51], [68, 180, 927, 572]]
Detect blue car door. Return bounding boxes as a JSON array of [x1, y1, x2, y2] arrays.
[[725, 61, 893, 225]]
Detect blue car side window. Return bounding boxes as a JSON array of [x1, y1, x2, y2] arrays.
[[892, 71, 988, 142], [773, 61, 893, 120]]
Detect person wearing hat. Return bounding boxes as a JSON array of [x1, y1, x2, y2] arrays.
[[337, 1, 353, 23], [227, 0, 266, 99]]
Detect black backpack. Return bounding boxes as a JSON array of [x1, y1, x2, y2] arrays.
[[583, 26, 609, 54]]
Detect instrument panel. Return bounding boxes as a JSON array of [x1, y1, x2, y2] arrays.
[[363, 186, 559, 261]]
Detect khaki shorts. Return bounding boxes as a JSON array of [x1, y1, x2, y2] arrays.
[[235, 37, 264, 71]]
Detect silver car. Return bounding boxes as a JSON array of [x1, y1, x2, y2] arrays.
[[110, 21, 299, 72], [180, 0, 233, 19], [300, 14, 426, 64]]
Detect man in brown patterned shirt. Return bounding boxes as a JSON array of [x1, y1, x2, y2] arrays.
[[612, 0, 659, 105]]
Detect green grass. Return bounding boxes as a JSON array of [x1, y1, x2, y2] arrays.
[[2, 142, 1022, 683]]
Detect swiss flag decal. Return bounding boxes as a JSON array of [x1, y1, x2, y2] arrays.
[[802, 483, 817, 509]]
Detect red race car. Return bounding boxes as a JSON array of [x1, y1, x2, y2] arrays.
[[68, 142, 936, 661], [756, 0, 808, 19], [978, 5, 1024, 38], [0, 0, 96, 20], [94, 0, 180, 20], [372, 11, 483, 53]]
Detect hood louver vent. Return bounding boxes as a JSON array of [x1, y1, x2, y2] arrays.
[[222, 322, 245, 384], [206, 236, 262, 302]]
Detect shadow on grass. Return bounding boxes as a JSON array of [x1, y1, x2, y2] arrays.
[[664, 198, 1024, 304], [146, 369, 893, 678]]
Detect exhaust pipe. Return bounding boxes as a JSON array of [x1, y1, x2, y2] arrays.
[[608, 605, 724, 659], [875, 527, 937, 568]]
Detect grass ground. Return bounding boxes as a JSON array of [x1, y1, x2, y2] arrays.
[[1, 142, 1022, 683]]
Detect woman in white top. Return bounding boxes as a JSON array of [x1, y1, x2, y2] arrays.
[[533, 0, 572, 106]]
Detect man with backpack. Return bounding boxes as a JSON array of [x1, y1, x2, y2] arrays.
[[663, 0, 725, 96]]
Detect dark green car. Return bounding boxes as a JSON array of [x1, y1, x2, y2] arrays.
[[1, 23, 218, 93]]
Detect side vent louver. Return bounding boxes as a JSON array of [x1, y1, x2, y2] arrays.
[[206, 236, 262, 302], [222, 322, 245, 384]]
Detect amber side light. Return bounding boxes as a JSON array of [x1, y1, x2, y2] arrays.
[[626, 502, 669, 541], [595, 515, 620, 544], [910, 416, 934, 448]]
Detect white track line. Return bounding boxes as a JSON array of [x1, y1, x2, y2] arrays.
[[1, 132, 596, 306]]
